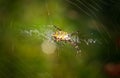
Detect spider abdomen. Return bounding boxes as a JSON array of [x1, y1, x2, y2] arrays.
[[52, 31, 71, 41]]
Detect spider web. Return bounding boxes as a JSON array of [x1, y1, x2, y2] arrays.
[[20, 0, 120, 56], [19, 0, 106, 55]]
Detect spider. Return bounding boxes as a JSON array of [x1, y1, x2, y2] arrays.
[[52, 25, 81, 53]]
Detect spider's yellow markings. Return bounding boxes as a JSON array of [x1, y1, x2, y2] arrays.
[[51, 26, 81, 53], [52, 31, 70, 42]]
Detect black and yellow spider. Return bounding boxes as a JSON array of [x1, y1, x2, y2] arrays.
[[52, 25, 81, 53]]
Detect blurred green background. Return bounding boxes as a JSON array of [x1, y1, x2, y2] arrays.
[[0, 0, 120, 78]]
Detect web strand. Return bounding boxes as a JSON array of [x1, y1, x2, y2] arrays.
[[65, 0, 92, 17], [45, 0, 53, 26]]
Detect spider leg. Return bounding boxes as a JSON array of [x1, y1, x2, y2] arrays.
[[71, 31, 79, 36], [53, 25, 62, 31], [68, 40, 81, 54], [70, 31, 80, 43]]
